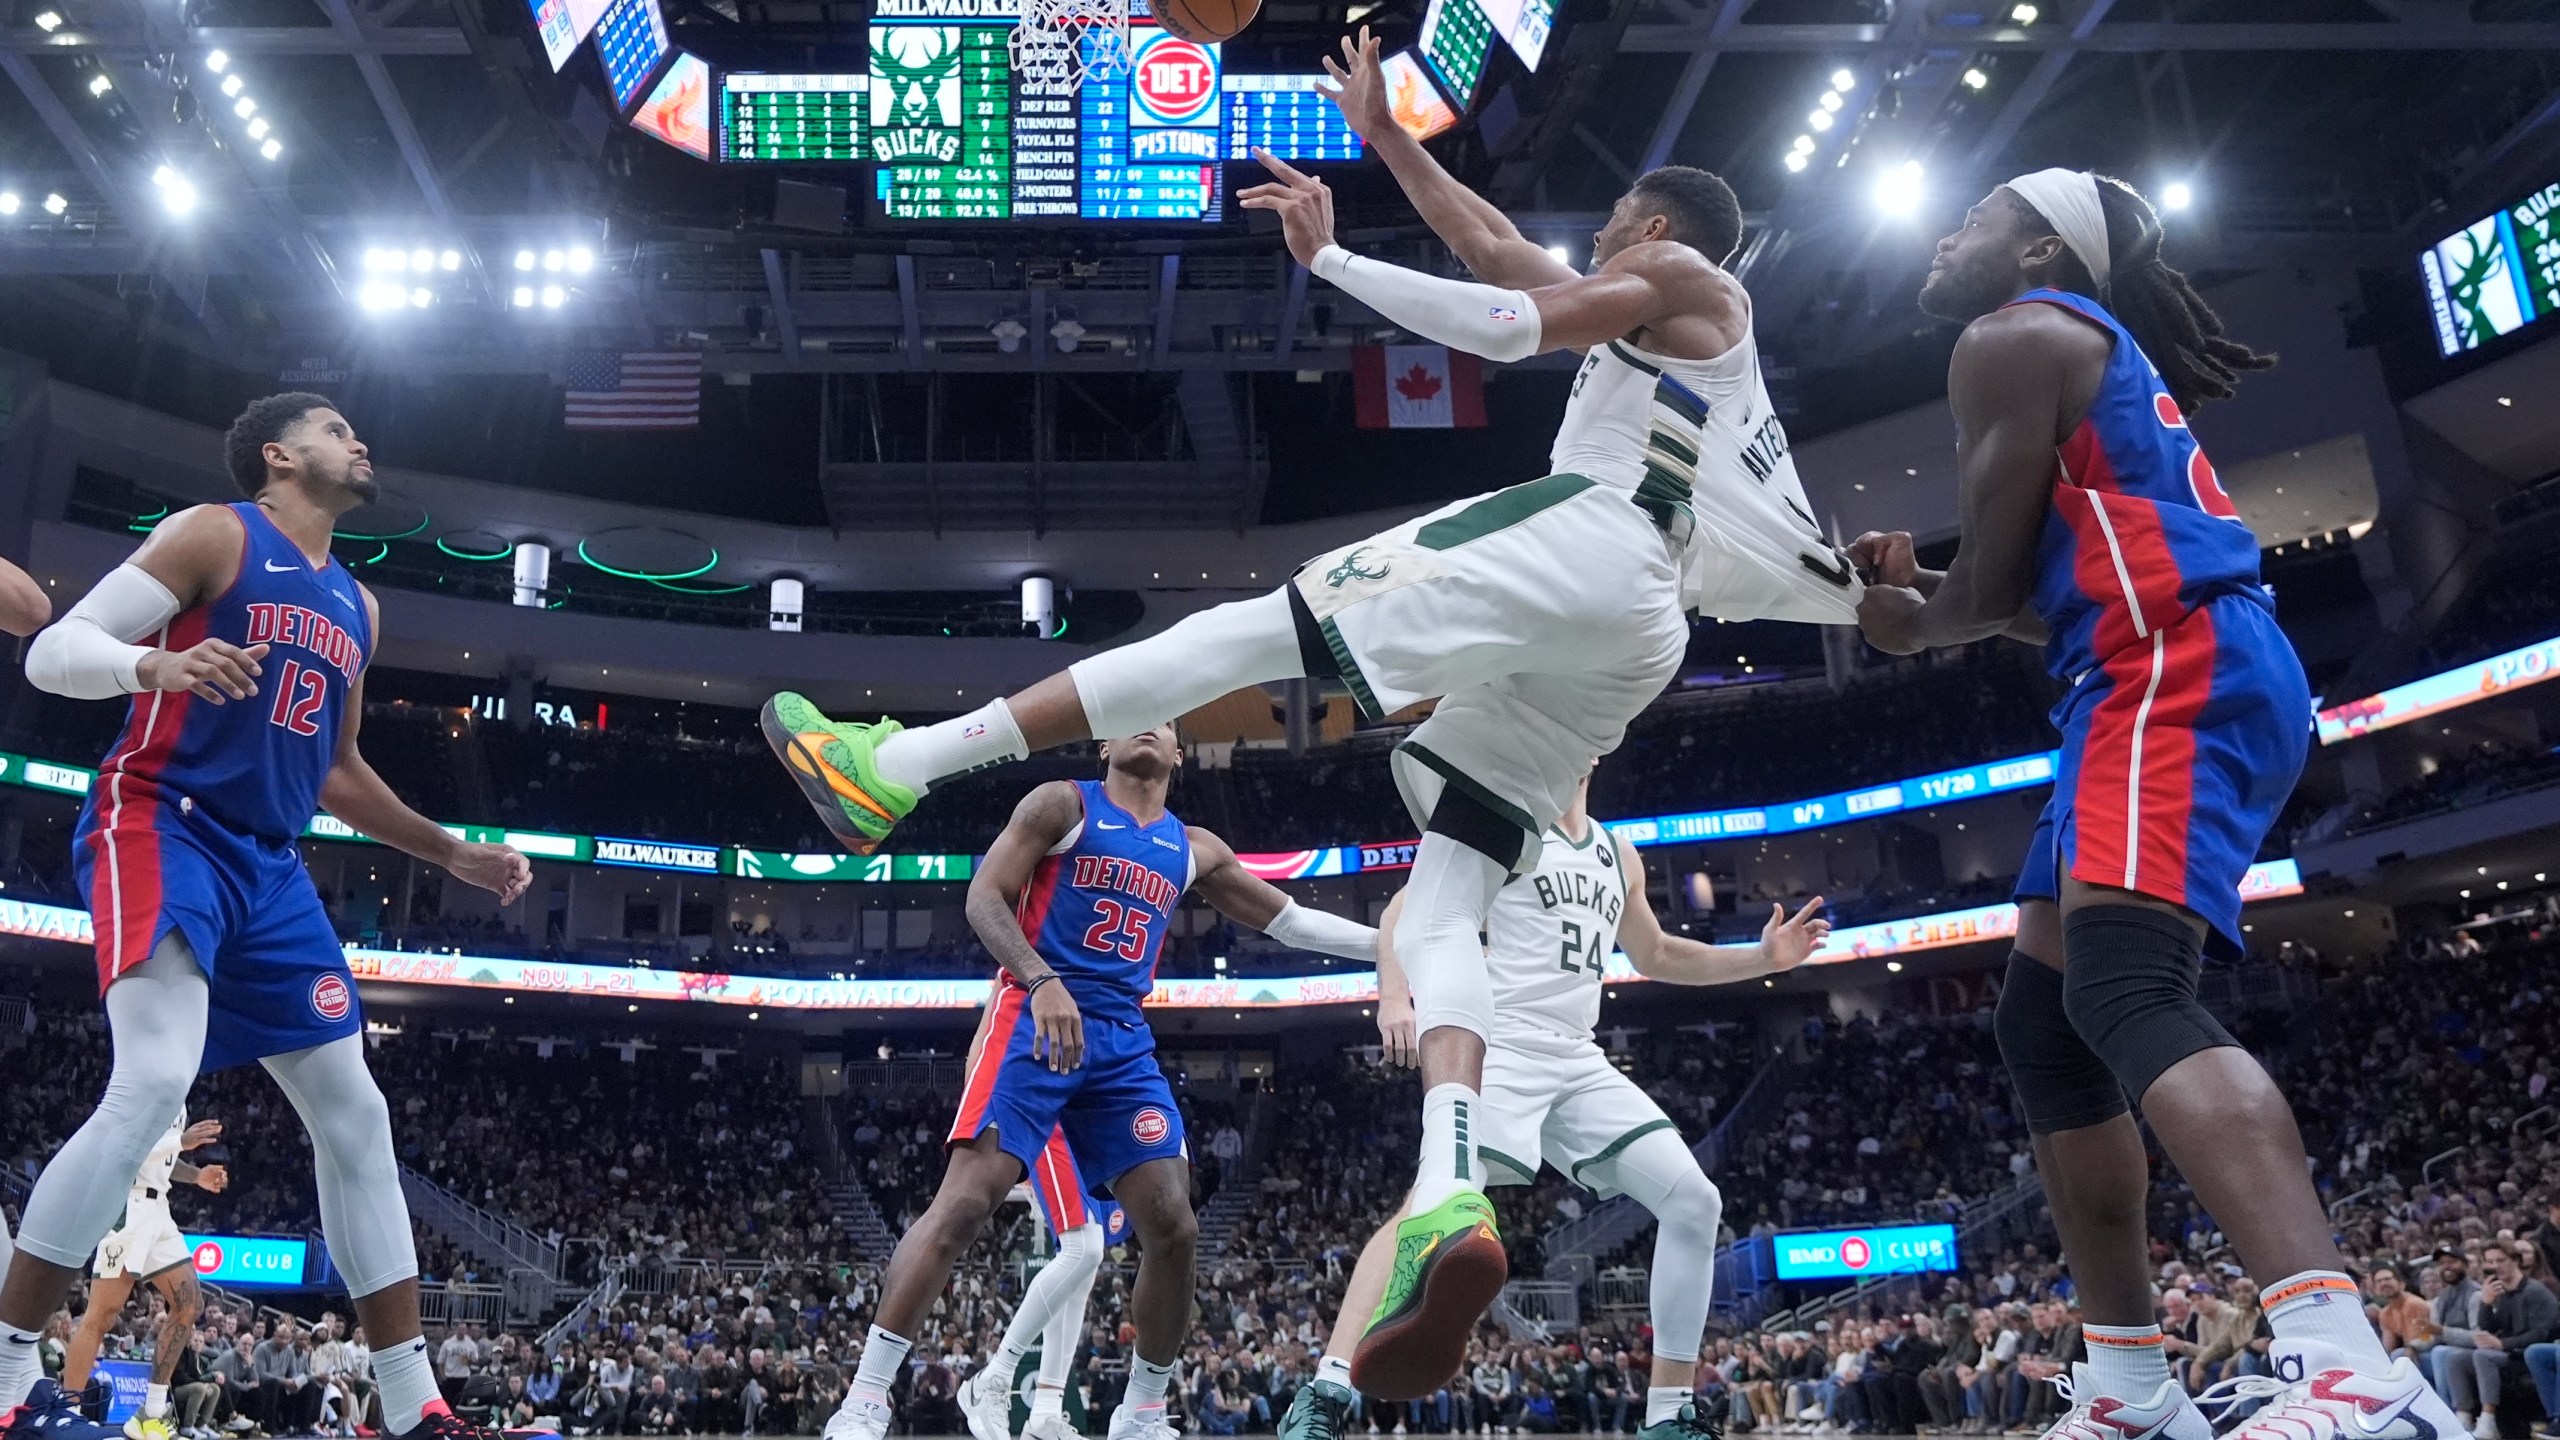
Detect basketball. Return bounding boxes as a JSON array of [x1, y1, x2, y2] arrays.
[[1153, 0, 1258, 44]]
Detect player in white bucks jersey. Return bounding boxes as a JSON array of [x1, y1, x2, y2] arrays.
[[62, 1114, 226, 1440], [1279, 774, 1829, 1439], [760, 28, 1863, 1392]]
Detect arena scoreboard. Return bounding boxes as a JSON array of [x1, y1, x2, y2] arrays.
[[2421, 176, 2560, 357], [1479, 0, 1554, 69], [632, 51, 712, 158], [722, 72, 868, 162], [1418, 0, 1495, 105], [594, 0, 673, 111]]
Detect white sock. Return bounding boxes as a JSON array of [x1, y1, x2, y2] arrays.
[[2264, 1271, 2391, 1370], [1032, 1383, 1066, 1419], [873, 700, 1028, 796], [1645, 1388, 1690, 1427], [2083, 1326, 2174, 1401], [146, 1382, 171, 1418], [850, 1324, 913, 1409], [372, 1336, 437, 1434], [1123, 1355, 1174, 1413], [1410, 1083, 1482, 1214], [1317, 1355, 1354, 1391], [0, 1323, 37, 1408]]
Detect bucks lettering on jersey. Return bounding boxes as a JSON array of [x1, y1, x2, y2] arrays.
[[1482, 823, 1630, 1042]]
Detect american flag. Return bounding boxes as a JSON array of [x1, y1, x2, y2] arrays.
[[563, 350, 702, 430]]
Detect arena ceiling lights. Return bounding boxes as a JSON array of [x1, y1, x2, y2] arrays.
[[1783, 67, 1856, 174], [203, 51, 283, 162], [573, 526, 723, 591], [355, 241, 468, 312], [509, 243, 595, 311]]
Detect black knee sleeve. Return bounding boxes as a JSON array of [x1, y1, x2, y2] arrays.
[[2061, 904, 2240, 1107], [1994, 949, 2130, 1134], [1423, 786, 1526, 871]]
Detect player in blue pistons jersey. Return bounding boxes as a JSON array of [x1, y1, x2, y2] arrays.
[[8, 395, 539, 1440], [827, 725, 1382, 1440]]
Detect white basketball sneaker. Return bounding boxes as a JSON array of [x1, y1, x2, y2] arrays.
[[2198, 1339, 2462, 1440], [1024, 1413, 1083, 1440], [1106, 1402, 1181, 1440], [962, 1367, 1017, 1440], [2032, 1363, 2213, 1440], [822, 1395, 891, 1440]]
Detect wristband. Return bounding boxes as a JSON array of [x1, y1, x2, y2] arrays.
[[1024, 974, 1059, 997]]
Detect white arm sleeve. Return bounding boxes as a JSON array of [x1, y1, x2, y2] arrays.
[[1261, 898, 1378, 962], [25, 563, 181, 700], [1311, 245, 1544, 363]]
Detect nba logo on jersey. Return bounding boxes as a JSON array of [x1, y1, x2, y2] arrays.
[[1131, 1107, 1170, 1145], [309, 972, 352, 1022]]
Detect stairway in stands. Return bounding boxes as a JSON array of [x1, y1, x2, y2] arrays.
[[827, 1180, 900, 1264]]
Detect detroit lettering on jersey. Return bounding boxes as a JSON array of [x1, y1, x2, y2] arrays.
[[243, 602, 365, 684], [1070, 853, 1182, 912]]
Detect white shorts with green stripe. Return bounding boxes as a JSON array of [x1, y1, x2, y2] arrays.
[[1292, 474, 1687, 868], [1475, 1024, 1682, 1198]]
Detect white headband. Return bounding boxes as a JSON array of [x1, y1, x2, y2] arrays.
[[2006, 168, 2110, 288]]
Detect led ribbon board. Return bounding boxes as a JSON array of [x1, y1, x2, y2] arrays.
[[2422, 178, 2560, 357], [1772, 1224, 1959, 1282], [1, 862, 2305, 1012], [2316, 631, 2560, 744]]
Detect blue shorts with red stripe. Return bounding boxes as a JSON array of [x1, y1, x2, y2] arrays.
[[1026, 1128, 1131, 1237], [75, 784, 362, 1072], [950, 983, 1187, 1211], [2014, 591, 2310, 957]]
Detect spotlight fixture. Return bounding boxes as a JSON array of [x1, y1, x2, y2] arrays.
[[540, 284, 565, 308], [410, 287, 433, 308], [87, 73, 111, 96], [43, 193, 67, 215], [220, 74, 243, 97], [1873, 159, 1925, 217], [2160, 180, 2194, 211], [1791, 134, 1816, 153], [1783, 152, 1808, 173], [1545, 243, 1569, 264], [1808, 109, 1834, 132], [260, 138, 281, 160], [247, 116, 269, 139], [439, 249, 461, 271], [2010, 2, 2037, 20], [1818, 91, 1842, 112], [542, 249, 564, 271], [514, 250, 535, 270], [409, 247, 433, 271], [1049, 316, 1086, 353], [204, 48, 228, 70], [512, 286, 534, 308], [567, 246, 594, 273], [150, 166, 195, 216], [232, 96, 255, 118], [1961, 67, 1987, 90], [34, 10, 63, 29], [990, 317, 1027, 353], [0, 193, 16, 215]]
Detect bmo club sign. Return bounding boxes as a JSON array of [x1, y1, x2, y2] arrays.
[[1772, 1223, 1959, 1282]]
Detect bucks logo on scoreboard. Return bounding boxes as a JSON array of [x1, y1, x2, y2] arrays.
[[872, 25, 964, 162]]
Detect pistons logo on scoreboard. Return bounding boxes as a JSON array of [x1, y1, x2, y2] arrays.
[[1131, 30, 1220, 127], [310, 972, 353, 1023]]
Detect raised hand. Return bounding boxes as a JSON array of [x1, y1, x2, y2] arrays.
[[1318, 26, 1393, 142], [450, 841, 532, 904], [1238, 149, 1339, 269]]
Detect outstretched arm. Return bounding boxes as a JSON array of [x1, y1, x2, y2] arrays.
[[1318, 28, 1576, 291], [319, 588, 531, 903], [1846, 529, 2048, 646], [1187, 827, 1378, 960], [1615, 836, 1829, 984], [0, 557, 49, 637], [1856, 306, 2088, 654], [1240, 153, 1713, 360]]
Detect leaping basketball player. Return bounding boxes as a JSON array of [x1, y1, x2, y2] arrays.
[[0, 557, 48, 1300], [5, 394, 537, 1440], [764, 28, 1865, 1395], [825, 726, 1379, 1440], [955, 1133, 1104, 1440], [1850, 171, 2461, 1440], [61, 1114, 228, 1440]]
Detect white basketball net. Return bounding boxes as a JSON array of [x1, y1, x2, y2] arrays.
[[1009, 0, 1131, 93]]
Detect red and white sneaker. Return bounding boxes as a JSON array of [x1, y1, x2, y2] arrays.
[[384, 1399, 558, 1440], [2032, 1364, 2213, 1440], [2199, 1339, 2460, 1440]]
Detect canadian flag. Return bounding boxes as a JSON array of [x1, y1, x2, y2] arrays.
[[1353, 344, 1487, 429]]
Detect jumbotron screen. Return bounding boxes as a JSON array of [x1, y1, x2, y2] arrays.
[[857, 0, 1357, 221], [2421, 177, 2560, 357]]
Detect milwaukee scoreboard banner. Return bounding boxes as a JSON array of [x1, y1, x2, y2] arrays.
[[869, 0, 1224, 220]]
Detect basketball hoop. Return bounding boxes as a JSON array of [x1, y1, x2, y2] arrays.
[[1009, 0, 1132, 93]]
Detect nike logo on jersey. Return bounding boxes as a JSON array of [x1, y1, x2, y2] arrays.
[[1095, 821, 1125, 830], [264, 559, 299, 573]]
